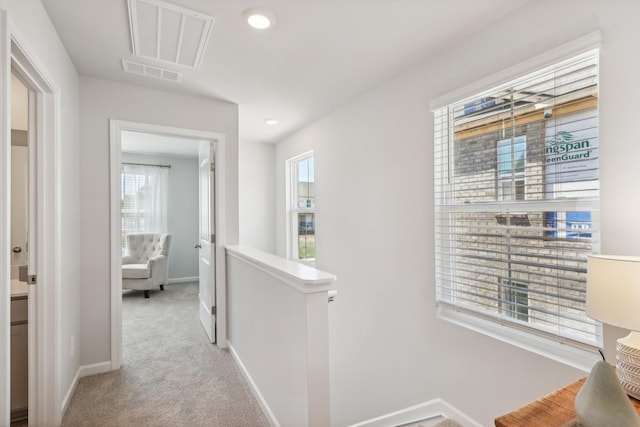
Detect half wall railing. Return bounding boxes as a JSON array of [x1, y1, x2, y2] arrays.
[[226, 245, 337, 427]]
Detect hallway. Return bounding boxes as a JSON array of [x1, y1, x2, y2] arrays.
[[62, 282, 269, 426]]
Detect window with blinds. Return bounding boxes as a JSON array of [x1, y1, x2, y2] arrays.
[[433, 49, 601, 349]]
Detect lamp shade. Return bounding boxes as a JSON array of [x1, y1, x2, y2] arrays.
[[587, 255, 640, 331]]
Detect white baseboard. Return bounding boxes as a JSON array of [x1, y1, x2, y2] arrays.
[[61, 369, 80, 417], [168, 276, 198, 284], [61, 361, 112, 418], [228, 342, 279, 427], [349, 398, 482, 427], [78, 361, 112, 378]]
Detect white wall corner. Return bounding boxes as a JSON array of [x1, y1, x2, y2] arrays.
[[77, 361, 112, 378], [348, 399, 482, 427], [61, 361, 113, 418]]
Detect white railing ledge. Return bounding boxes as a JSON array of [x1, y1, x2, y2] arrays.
[[226, 245, 337, 293]]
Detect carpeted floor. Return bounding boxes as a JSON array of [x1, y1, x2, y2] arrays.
[[61, 282, 269, 427]]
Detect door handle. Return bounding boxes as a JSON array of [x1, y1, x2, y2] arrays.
[[194, 243, 202, 249], [12, 246, 22, 253]]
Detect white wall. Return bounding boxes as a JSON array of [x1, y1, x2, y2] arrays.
[[121, 152, 199, 281], [273, 1, 640, 425], [79, 76, 239, 366], [1, 0, 81, 420], [239, 140, 275, 253]]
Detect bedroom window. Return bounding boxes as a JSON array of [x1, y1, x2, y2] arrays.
[[433, 48, 601, 357], [288, 152, 315, 264], [120, 163, 169, 250]]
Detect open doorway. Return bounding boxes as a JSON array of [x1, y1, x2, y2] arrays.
[[9, 70, 29, 426], [109, 120, 228, 371], [120, 131, 200, 296]]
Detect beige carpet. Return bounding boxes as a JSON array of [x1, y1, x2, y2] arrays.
[[61, 282, 269, 427]]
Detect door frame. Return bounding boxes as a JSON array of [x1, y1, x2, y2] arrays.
[[109, 120, 227, 370], [1, 16, 61, 426]]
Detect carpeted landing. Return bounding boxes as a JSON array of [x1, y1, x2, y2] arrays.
[[61, 282, 269, 427]]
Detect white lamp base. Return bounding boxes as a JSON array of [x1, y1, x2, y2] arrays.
[[616, 331, 640, 400]]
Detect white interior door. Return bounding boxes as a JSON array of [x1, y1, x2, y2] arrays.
[[197, 140, 216, 342]]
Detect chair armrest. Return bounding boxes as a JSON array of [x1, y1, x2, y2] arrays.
[[122, 255, 136, 265], [147, 255, 168, 269], [147, 255, 169, 285]]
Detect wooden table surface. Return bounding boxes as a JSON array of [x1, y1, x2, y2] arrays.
[[495, 377, 640, 427]]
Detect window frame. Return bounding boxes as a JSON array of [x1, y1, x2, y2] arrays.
[[286, 151, 316, 265], [497, 135, 526, 201], [430, 36, 603, 371], [501, 279, 529, 322]]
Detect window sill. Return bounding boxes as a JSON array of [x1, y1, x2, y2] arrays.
[[437, 306, 599, 372]]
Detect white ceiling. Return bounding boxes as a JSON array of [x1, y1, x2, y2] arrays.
[[41, 0, 529, 145]]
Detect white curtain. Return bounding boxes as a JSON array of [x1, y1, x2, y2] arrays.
[[121, 164, 169, 237]]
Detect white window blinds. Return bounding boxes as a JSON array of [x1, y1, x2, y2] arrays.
[[433, 49, 601, 348]]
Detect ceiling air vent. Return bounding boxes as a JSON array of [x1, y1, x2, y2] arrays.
[[122, 59, 182, 82], [127, 0, 214, 69]]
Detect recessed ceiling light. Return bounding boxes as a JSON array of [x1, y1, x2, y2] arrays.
[[242, 8, 275, 30], [264, 118, 278, 126]]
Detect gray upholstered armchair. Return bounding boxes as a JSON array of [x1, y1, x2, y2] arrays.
[[122, 233, 171, 298]]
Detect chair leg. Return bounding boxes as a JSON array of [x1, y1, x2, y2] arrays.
[[160, 284, 165, 291], [144, 290, 150, 298]]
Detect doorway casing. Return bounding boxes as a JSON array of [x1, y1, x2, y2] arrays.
[[1, 13, 62, 426], [109, 120, 228, 370]]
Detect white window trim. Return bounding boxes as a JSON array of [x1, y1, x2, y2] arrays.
[[432, 36, 603, 371], [286, 151, 315, 264]]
